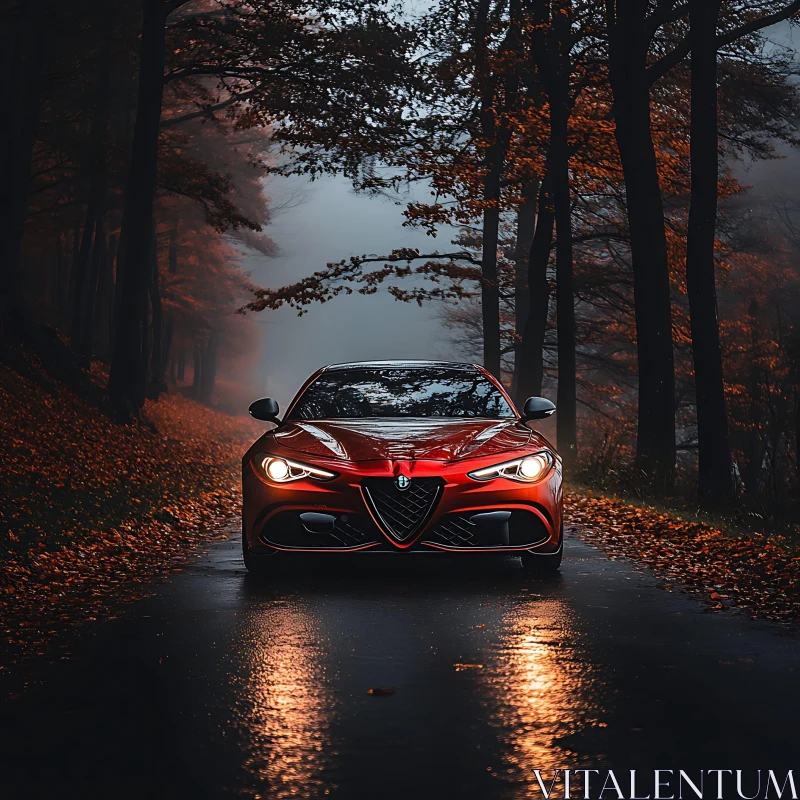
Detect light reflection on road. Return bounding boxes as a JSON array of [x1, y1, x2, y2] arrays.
[[229, 566, 607, 799], [234, 599, 338, 799], [484, 601, 608, 796]]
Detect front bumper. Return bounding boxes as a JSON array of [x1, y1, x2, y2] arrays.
[[243, 455, 562, 555]]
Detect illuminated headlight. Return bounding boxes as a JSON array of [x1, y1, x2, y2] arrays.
[[256, 454, 337, 484], [468, 452, 554, 483]]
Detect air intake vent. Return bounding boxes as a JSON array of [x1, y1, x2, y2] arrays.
[[424, 509, 550, 549], [361, 477, 443, 543]]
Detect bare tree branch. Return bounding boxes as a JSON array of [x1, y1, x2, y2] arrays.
[[160, 90, 255, 127], [647, 1, 800, 87]]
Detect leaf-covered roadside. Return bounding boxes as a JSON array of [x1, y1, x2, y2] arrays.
[[0, 352, 262, 665], [569, 492, 800, 623]]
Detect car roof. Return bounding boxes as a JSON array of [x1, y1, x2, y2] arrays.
[[322, 360, 481, 372]]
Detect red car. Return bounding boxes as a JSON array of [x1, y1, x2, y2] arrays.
[[242, 360, 563, 574]]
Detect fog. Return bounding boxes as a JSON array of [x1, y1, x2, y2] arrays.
[[734, 23, 800, 203], [245, 176, 461, 409]]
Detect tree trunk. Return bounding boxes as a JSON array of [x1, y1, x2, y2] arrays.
[[177, 347, 186, 383], [56, 236, 66, 324], [169, 342, 177, 384], [686, 0, 732, 505], [794, 390, 800, 504], [201, 333, 217, 404], [70, 205, 97, 350], [162, 316, 174, 385], [73, 37, 112, 356], [742, 299, 764, 498], [474, 0, 521, 379], [72, 218, 81, 269], [552, 113, 576, 467], [480, 200, 503, 379], [111, 227, 124, 349], [80, 209, 106, 360], [108, 0, 167, 419], [99, 231, 118, 357], [148, 234, 164, 400], [192, 341, 203, 399], [161, 215, 177, 387], [548, 2, 577, 469], [511, 180, 538, 404], [168, 215, 178, 273], [475, 0, 501, 378], [607, 1, 676, 490], [81, 37, 113, 359], [0, 7, 47, 323], [517, 173, 556, 402], [70, 218, 81, 327]]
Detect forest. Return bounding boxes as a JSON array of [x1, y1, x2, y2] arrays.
[[3, 0, 800, 515]]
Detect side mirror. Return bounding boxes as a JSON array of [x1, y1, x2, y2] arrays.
[[520, 396, 556, 421], [249, 397, 280, 423]]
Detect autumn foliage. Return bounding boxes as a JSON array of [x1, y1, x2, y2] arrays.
[[0, 343, 261, 663], [571, 492, 800, 623]]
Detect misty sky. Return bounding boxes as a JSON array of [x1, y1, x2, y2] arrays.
[[245, 176, 460, 409]]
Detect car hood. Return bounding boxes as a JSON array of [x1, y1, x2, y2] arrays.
[[271, 418, 543, 462]]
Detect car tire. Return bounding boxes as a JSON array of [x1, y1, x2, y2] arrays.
[[244, 552, 275, 577], [520, 523, 563, 574], [242, 528, 276, 577]]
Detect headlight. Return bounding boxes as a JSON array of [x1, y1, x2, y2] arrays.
[[468, 451, 554, 483], [256, 454, 337, 484]]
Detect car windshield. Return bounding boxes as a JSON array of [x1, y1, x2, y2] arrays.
[[289, 367, 515, 420]]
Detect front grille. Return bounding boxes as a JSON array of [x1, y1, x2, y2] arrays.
[[361, 477, 444, 543]]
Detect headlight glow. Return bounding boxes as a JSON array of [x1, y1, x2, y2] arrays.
[[519, 455, 546, 479], [266, 458, 290, 481], [468, 451, 554, 483], [256, 454, 337, 483]]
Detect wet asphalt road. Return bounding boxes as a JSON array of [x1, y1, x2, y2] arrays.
[[2, 526, 799, 800]]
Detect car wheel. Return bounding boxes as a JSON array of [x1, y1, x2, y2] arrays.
[[520, 523, 563, 574], [242, 528, 276, 577], [244, 551, 276, 577]]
